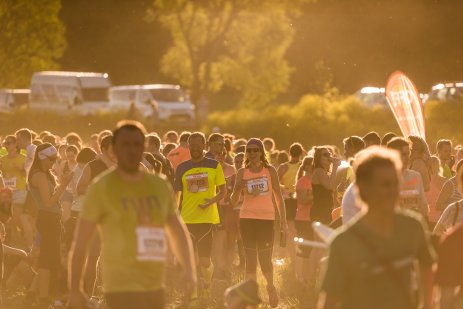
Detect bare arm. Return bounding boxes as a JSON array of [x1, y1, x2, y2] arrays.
[[68, 218, 97, 292], [230, 168, 245, 206], [32, 172, 72, 209], [200, 184, 226, 208], [269, 166, 286, 224], [313, 166, 338, 191], [412, 161, 431, 192], [435, 180, 453, 211], [76, 164, 91, 196]]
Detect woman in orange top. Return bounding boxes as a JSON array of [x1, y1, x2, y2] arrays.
[[231, 138, 287, 308]]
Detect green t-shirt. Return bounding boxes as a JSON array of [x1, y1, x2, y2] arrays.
[[80, 169, 176, 293], [322, 211, 436, 309], [174, 158, 226, 224]]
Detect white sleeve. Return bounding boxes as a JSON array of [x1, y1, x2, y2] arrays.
[[341, 183, 361, 225]]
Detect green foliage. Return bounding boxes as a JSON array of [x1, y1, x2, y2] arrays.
[[0, 0, 66, 88], [0, 110, 198, 141], [204, 94, 400, 148], [205, 95, 463, 149], [153, 0, 307, 106], [424, 100, 463, 148]]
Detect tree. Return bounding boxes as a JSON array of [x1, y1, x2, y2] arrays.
[[0, 0, 66, 88], [151, 0, 306, 107]]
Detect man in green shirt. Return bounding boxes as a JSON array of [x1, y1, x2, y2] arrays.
[[320, 147, 435, 309], [68, 121, 196, 309]]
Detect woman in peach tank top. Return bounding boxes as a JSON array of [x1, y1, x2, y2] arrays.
[[231, 138, 287, 308]]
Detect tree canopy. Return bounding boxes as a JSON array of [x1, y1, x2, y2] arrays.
[[0, 0, 66, 88], [152, 0, 307, 106]]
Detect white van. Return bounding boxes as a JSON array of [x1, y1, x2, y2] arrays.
[[30, 71, 112, 115], [109, 84, 195, 122], [0, 89, 29, 113]]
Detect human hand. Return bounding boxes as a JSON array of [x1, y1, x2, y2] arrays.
[[198, 198, 212, 209]]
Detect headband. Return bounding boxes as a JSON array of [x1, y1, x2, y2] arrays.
[[38, 146, 58, 160], [246, 138, 264, 152]]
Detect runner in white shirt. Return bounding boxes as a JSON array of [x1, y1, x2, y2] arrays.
[[15, 128, 37, 173]]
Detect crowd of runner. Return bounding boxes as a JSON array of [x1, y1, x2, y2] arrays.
[[0, 123, 462, 308]]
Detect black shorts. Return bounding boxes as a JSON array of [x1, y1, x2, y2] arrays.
[[285, 198, 298, 221], [187, 223, 214, 259], [295, 220, 313, 258], [105, 289, 164, 309], [36, 211, 61, 271]]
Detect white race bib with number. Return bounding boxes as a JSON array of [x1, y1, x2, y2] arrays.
[[246, 176, 269, 196], [186, 172, 209, 193], [136, 227, 166, 262], [4, 177, 17, 189], [400, 189, 419, 210]]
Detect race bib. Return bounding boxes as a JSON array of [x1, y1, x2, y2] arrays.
[[246, 176, 269, 196], [400, 189, 419, 210], [186, 173, 209, 193], [136, 226, 166, 262], [4, 177, 17, 189]]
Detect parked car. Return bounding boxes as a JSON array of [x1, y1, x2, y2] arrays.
[[29, 71, 112, 115], [354, 87, 389, 107], [109, 84, 195, 122], [0, 89, 29, 113], [424, 82, 463, 103]]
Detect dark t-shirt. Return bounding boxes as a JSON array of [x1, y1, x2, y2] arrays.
[[88, 159, 109, 180], [322, 210, 436, 309], [436, 223, 463, 287]]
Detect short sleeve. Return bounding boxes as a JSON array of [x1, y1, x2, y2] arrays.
[[415, 216, 437, 267], [437, 204, 454, 231], [80, 182, 105, 223], [215, 163, 226, 187], [321, 235, 348, 298], [173, 166, 184, 192]]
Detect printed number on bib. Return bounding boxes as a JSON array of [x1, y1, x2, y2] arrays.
[[136, 227, 166, 262], [247, 176, 269, 196], [186, 173, 209, 193], [4, 177, 17, 189], [400, 189, 419, 210]]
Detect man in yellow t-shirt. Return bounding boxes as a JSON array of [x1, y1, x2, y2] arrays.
[[68, 121, 196, 309], [174, 132, 226, 298]]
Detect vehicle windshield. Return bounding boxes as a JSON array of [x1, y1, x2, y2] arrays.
[[12, 93, 29, 106], [81, 87, 109, 102], [149, 89, 185, 102]]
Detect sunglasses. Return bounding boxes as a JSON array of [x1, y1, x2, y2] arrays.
[[246, 148, 260, 153], [322, 153, 331, 158]]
